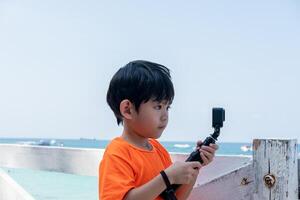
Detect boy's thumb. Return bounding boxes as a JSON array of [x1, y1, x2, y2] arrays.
[[189, 161, 202, 169]]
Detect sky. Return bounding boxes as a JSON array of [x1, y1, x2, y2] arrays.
[[0, 0, 299, 142]]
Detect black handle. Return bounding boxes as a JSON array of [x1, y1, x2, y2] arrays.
[[160, 108, 225, 200], [170, 134, 218, 191]]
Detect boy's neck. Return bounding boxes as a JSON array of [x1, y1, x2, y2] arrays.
[[121, 125, 152, 151]]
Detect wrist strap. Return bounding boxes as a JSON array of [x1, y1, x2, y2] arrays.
[[160, 170, 172, 189]]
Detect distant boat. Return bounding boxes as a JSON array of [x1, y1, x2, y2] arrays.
[[240, 145, 252, 152], [17, 139, 64, 147], [16, 141, 36, 146], [79, 137, 97, 141], [174, 144, 190, 148]]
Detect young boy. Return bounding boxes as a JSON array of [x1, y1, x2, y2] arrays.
[[99, 60, 218, 200]]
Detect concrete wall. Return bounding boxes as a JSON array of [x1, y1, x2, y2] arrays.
[[0, 144, 253, 200], [0, 144, 104, 176], [0, 168, 35, 200], [0, 144, 298, 199], [0, 144, 251, 180]]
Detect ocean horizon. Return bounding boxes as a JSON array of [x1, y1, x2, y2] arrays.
[[0, 137, 282, 156]]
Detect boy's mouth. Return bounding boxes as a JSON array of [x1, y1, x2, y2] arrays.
[[158, 125, 166, 129]]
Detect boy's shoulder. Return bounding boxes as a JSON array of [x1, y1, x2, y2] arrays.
[[104, 137, 168, 156], [102, 137, 172, 167], [103, 137, 130, 156], [149, 138, 169, 155], [148, 138, 164, 150]]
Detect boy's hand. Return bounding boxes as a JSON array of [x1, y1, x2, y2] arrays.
[[164, 161, 202, 185], [196, 140, 218, 166]]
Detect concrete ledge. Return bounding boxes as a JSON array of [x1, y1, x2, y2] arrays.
[[0, 144, 251, 182], [0, 144, 103, 176], [0, 143, 298, 199], [0, 168, 35, 200]]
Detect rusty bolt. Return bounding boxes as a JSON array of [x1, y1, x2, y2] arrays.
[[241, 177, 252, 185], [263, 174, 276, 188]]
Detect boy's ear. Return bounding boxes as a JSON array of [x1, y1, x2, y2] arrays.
[[120, 99, 134, 120]]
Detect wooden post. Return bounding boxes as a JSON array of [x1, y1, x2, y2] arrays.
[[252, 139, 298, 200]]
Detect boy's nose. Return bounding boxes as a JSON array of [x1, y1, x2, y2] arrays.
[[161, 113, 168, 122]]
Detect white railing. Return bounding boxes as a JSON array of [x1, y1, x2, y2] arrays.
[[0, 139, 299, 200], [0, 144, 103, 176], [0, 168, 35, 200]]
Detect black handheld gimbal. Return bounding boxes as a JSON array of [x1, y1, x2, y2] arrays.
[[160, 108, 225, 200]]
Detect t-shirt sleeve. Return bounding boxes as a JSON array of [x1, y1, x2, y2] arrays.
[[159, 145, 173, 167], [99, 152, 135, 200], [150, 139, 173, 167]]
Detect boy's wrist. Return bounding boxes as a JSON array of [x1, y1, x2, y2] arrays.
[[163, 170, 174, 185]]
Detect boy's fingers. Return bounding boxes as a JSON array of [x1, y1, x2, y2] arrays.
[[210, 143, 219, 150], [195, 140, 203, 150], [196, 142, 218, 150], [193, 170, 200, 177], [200, 152, 209, 165], [201, 146, 216, 154], [200, 149, 213, 161], [196, 140, 202, 146], [189, 161, 202, 169]]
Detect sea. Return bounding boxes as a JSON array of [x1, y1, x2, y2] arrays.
[[1, 138, 299, 200], [0, 137, 255, 155]]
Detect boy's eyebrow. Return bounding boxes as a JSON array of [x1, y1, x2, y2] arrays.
[[153, 100, 170, 105]]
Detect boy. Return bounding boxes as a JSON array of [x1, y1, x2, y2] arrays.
[[99, 60, 218, 200]]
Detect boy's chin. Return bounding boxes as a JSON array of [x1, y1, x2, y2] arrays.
[[152, 131, 164, 139], [151, 135, 161, 139], [146, 128, 165, 139]]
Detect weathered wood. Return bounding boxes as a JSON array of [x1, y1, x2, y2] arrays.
[[189, 163, 254, 200], [171, 154, 252, 186], [252, 139, 298, 200]]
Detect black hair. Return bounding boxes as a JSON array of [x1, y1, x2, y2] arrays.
[[106, 60, 175, 125]]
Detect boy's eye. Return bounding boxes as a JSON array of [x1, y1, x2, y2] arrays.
[[155, 105, 162, 110], [154, 105, 171, 111]]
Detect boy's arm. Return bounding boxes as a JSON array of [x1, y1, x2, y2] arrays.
[[174, 179, 196, 200], [124, 161, 202, 200], [175, 143, 219, 200], [124, 173, 167, 200], [124, 176, 196, 200]]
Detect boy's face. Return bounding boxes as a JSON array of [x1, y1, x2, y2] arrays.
[[130, 99, 170, 139]]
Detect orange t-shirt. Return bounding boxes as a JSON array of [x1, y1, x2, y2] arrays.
[[99, 137, 173, 200]]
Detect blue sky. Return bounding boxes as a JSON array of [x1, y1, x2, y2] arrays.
[[0, 0, 299, 142]]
